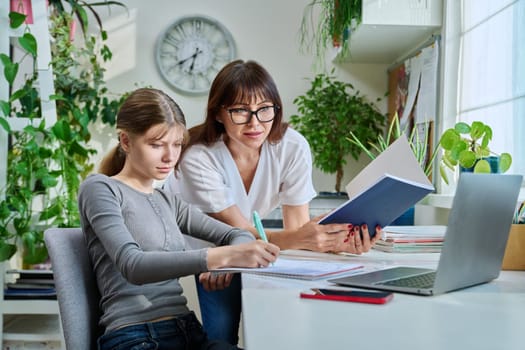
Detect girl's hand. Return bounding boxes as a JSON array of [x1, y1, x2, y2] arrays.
[[207, 240, 280, 270], [198, 271, 233, 292]]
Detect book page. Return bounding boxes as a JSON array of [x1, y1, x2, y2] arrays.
[[346, 136, 433, 200]]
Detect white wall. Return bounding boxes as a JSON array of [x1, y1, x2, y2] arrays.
[[90, 0, 389, 193]]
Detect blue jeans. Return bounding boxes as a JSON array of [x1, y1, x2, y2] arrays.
[[98, 311, 240, 350], [195, 274, 242, 345]]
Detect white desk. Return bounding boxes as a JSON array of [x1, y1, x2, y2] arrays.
[[241, 250, 525, 350]]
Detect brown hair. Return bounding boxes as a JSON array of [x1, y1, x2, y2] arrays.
[[185, 60, 287, 150], [99, 88, 186, 176]]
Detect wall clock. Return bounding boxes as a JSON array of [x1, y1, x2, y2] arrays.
[[155, 15, 237, 96]]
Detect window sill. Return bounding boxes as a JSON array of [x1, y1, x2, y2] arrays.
[[421, 188, 525, 210]]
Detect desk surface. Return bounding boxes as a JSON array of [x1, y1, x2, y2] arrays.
[[241, 250, 525, 350]]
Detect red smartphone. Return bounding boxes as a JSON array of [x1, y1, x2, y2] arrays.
[[300, 288, 393, 304]]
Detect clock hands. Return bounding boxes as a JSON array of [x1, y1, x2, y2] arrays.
[[177, 47, 203, 68], [189, 49, 200, 73]]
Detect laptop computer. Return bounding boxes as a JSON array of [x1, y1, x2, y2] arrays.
[[329, 173, 523, 296]]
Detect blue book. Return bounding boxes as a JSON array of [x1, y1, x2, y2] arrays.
[[318, 173, 434, 236], [318, 137, 435, 236]]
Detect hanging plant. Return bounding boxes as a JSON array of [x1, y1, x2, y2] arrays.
[[299, 0, 362, 69]]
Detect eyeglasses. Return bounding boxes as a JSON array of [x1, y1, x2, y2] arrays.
[[224, 105, 279, 125]]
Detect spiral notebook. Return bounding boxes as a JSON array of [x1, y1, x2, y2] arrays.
[[212, 258, 363, 280]]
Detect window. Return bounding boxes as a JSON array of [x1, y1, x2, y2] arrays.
[[440, 0, 524, 194]]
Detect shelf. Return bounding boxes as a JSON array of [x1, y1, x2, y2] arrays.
[[3, 314, 62, 343], [1, 299, 59, 314], [333, 0, 442, 64], [1, 264, 64, 349]]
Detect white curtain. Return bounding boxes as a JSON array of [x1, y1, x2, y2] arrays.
[[440, 0, 524, 193], [457, 0, 524, 181]]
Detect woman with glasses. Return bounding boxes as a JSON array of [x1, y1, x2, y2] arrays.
[[165, 60, 382, 345]]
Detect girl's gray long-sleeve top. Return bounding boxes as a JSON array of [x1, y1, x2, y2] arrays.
[[78, 174, 254, 333]]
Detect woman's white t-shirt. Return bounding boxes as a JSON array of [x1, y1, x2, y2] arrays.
[[166, 128, 316, 219]]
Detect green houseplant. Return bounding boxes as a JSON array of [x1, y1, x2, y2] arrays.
[[290, 71, 386, 193], [0, 4, 126, 264], [439, 121, 512, 184], [299, 0, 362, 68]]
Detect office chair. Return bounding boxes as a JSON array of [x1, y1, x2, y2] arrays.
[[44, 227, 102, 350]]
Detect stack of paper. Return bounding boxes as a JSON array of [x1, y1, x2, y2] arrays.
[[374, 225, 446, 253]]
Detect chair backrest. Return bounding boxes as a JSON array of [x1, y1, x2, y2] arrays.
[[44, 227, 102, 350]]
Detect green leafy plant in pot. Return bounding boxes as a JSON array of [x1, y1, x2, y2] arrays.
[[439, 121, 512, 184], [290, 71, 386, 194]]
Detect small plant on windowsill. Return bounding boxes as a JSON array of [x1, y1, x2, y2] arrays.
[[439, 121, 512, 184]]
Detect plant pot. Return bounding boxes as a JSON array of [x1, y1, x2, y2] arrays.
[[501, 224, 525, 270], [22, 240, 49, 268], [460, 156, 500, 174]]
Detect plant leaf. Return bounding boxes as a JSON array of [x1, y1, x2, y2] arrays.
[[439, 165, 449, 185], [440, 129, 460, 150], [470, 121, 486, 140], [18, 33, 38, 57], [473, 159, 491, 173], [499, 153, 512, 173], [9, 11, 27, 29], [454, 122, 470, 134], [0, 116, 11, 133], [0, 100, 11, 116], [1, 55, 19, 85], [458, 150, 476, 168], [0, 242, 17, 262]]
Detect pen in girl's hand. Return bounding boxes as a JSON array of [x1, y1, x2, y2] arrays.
[[253, 211, 275, 266], [252, 211, 269, 242]]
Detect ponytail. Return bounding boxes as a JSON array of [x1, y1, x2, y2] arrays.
[[98, 145, 126, 176]]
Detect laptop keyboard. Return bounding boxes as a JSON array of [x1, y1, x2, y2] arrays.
[[379, 271, 436, 289]]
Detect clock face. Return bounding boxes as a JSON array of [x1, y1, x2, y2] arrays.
[[155, 15, 236, 95]]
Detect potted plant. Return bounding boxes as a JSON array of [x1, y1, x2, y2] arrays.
[[439, 121, 512, 184], [299, 0, 363, 68], [502, 201, 525, 270], [290, 70, 386, 194], [0, 4, 126, 264]]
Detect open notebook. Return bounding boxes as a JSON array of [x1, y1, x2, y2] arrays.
[[211, 258, 362, 281]]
